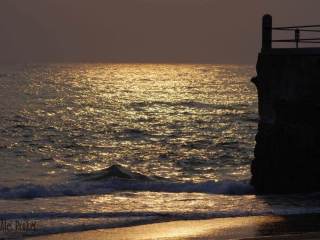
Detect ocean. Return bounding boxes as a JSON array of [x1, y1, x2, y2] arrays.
[[0, 64, 319, 236]]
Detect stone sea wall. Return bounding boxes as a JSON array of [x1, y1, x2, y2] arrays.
[[251, 51, 320, 194]]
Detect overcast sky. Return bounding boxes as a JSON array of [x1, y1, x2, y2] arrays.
[[0, 0, 319, 64]]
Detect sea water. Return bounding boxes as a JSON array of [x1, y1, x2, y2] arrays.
[[0, 64, 319, 236]]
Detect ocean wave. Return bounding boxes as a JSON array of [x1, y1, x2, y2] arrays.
[[3, 208, 320, 221], [0, 165, 254, 199], [0, 179, 253, 200]]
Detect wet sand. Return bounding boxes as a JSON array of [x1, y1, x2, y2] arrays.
[[25, 214, 320, 240]]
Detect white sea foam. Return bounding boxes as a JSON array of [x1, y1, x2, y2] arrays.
[[0, 179, 254, 199]]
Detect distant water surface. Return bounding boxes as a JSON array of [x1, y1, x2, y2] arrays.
[[0, 64, 257, 186]]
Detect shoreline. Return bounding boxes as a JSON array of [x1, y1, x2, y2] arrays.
[[24, 214, 320, 240]]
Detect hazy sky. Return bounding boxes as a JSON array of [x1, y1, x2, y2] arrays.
[[1, 0, 320, 64]]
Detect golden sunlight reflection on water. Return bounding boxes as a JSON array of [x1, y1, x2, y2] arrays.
[[1, 64, 256, 185]]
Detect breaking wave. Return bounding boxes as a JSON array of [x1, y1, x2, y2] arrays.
[[0, 165, 254, 199]]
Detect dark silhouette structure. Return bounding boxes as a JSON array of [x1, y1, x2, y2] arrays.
[[251, 15, 320, 194]]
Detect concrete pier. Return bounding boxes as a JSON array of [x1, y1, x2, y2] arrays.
[[251, 15, 320, 193]]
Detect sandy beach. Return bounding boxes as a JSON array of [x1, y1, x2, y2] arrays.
[[25, 215, 320, 240]]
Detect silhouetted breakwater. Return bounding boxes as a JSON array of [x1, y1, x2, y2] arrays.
[[251, 15, 320, 193]]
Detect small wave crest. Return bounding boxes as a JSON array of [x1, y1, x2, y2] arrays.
[[129, 101, 247, 111]]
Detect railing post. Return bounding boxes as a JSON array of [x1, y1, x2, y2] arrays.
[[295, 29, 300, 48], [262, 14, 272, 52]]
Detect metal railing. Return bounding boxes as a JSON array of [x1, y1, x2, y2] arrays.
[[262, 14, 320, 51]]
